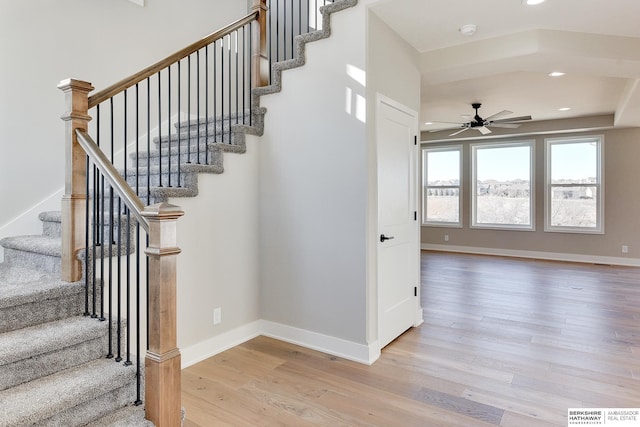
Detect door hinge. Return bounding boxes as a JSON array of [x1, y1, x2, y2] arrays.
[[414, 135, 417, 145], [414, 286, 418, 297], [414, 211, 417, 221]]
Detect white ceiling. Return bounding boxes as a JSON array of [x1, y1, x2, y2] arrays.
[[369, 0, 640, 134]]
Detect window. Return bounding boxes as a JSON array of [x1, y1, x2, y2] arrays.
[[422, 146, 462, 226], [545, 136, 603, 233], [471, 141, 534, 230]]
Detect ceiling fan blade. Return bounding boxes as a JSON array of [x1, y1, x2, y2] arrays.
[[429, 120, 467, 125], [483, 110, 513, 121], [477, 126, 492, 135], [488, 123, 520, 129], [493, 115, 532, 123], [449, 127, 469, 136], [429, 127, 461, 133]]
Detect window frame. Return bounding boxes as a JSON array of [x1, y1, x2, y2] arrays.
[[421, 145, 463, 228], [544, 136, 604, 234], [471, 140, 535, 231]]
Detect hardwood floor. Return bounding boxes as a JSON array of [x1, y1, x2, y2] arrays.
[[181, 251, 640, 426]]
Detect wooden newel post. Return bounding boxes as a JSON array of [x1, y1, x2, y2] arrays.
[[58, 78, 94, 282], [142, 202, 184, 427], [251, 0, 269, 87]]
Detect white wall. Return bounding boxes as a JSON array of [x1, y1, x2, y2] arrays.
[[0, 0, 246, 246], [172, 141, 261, 367], [258, 3, 370, 354]]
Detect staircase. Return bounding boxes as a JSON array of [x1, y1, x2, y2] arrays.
[[0, 212, 151, 426], [0, 0, 356, 425]]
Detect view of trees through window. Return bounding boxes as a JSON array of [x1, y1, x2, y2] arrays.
[[547, 138, 602, 232], [423, 147, 460, 225], [472, 142, 533, 228]]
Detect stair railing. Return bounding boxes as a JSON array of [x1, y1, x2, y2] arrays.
[[58, 0, 337, 425]]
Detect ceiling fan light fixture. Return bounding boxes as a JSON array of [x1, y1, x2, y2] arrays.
[[459, 24, 477, 36]]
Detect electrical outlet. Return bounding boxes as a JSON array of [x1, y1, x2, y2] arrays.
[[444, 234, 449, 242], [213, 307, 222, 325], [622, 245, 629, 254]]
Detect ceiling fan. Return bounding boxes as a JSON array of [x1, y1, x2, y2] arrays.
[[430, 103, 532, 136]]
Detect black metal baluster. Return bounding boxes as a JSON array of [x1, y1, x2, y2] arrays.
[[221, 39, 225, 143], [147, 78, 151, 205], [284, 0, 287, 60], [249, 26, 254, 124], [268, 0, 273, 84], [168, 66, 172, 188], [107, 99, 114, 359], [205, 45, 209, 164], [298, 0, 302, 37], [242, 26, 246, 126], [228, 34, 232, 143], [236, 31, 240, 127], [124, 207, 132, 367], [214, 40, 218, 143], [197, 50, 201, 164], [93, 105, 101, 319], [84, 154, 90, 317], [177, 62, 182, 187], [187, 56, 192, 164], [116, 195, 122, 362], [157, 72, 163, 187]]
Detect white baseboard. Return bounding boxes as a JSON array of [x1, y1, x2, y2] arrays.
[[421, 243, 640, 267], [180, 320, 262, 369], [180, 319, 381, 369], [260, 320, 379, 365]]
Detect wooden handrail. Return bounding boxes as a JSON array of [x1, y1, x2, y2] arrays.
[[88, 10, 259, 108], [75, 129, 149, 232]]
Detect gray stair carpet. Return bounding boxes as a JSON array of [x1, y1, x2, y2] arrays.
[[0, 213, 148, 426]]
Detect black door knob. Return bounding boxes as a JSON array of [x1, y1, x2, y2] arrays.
[[380, 234, 395, 242]]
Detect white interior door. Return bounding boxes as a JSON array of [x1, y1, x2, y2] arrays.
[[377, 96, 420, 349]]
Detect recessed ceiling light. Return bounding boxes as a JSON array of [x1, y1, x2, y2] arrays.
[[548, 71, 565, 77], [558, 107, 571, 111], [425, 122, 433, 125], [523, 0, 545, 5], [459, 24, 477, 36]]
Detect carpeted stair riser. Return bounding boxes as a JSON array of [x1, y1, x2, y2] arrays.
[[0, 358, 138, 427], [40, 211, 62, 238], [0, 280, 85, 334], [1, 235, 62, 275], [0, 316, 115, 391]]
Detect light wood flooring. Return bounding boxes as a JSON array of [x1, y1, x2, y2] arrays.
[[181, 251, 640, 426]]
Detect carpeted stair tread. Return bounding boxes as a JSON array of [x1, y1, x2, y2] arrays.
[[89, 405, 154, 427], [0, 358, 136, 426], [0, 234, 61, 257], [0, 316, 106, 366]]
